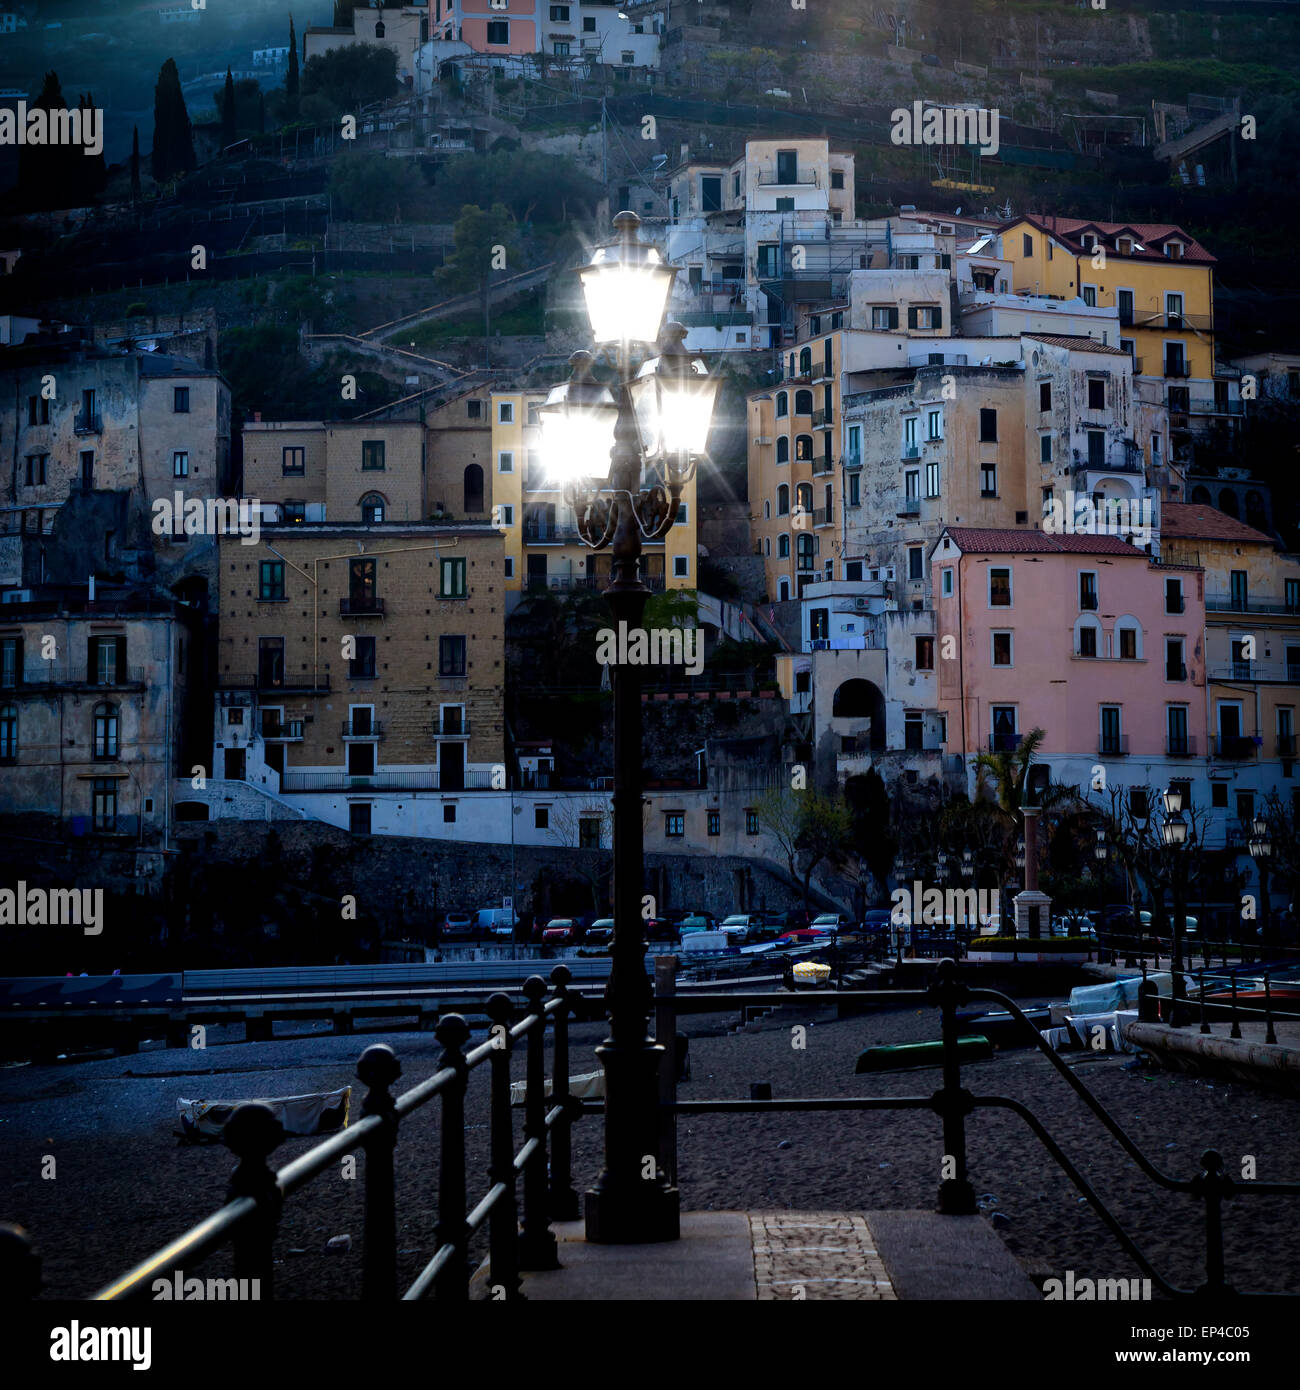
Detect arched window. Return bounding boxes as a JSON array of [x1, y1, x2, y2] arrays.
[[796, 482, 812, 512], [788, 353, 796, 378], [763, 500, 771, 519], [463, 463, 484, 513], [0, 703, 16, 761], [775, 391, 788, 418], [794, 389, 813, 415], [776, 484, 789, 516], [361, 493, 385, 523], [776, 436, 789, 464], [796, 532, 816, 569], [1190, 485, 1212, 505], [778, 578, 790, 600], [1073, 614, 1102, 658], [778, 534, 791, 558], [1114, 616, 1143, 660], [798, 347, 812, 375], [93, 702, 119, 760], [795, 434, 813, 461], [764, 537, 771, 556], [1218, 489, 1239, 519], [1246, 490, 1267, 528]]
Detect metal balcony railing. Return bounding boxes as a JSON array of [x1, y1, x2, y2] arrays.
[[899, 497, 921, 515], [8, 666, 148, 689], [843, 452, 862, 470], [1166, 733, 1196, 756], [811, 408, 830, 428], [339, 596, 385, 617], [1164, 360, 1192, 378], [988, 733, 1020, 752], [433, 716, 471, 737], [757, 169, 818, 185], [1213, 734, 1257, 759], [523, 574, 603, 593], [523, 525, 581, 544], [1278, 734, 1297, 758], [1205, 594, 1300, 615], [1098, 734, 1129, 756], [73, 411, 102, 434], [813, 506, 833, 527], [219, 671, 332, 692], [261, 720, 304, 741], [340, 719, 384, 738], [903, 444, 921, 459], [1187, 398, 1244, 416], [280, 769, 496, 792]]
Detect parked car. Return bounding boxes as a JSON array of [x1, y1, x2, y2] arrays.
[[476, 908, 518, 936], [860, 909, 894, 936], [645, 916, 680, 944], [677, 914, 715, 936], [542, 917, 582, 945], [441, 911, 475, 939], [720, 913, 762, 942], [810, 912, 853, 935], [781, 907, 817, 930], [584, 919, 615, 947]]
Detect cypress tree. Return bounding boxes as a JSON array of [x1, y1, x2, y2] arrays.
[[152, 57, 196, 183], [19, 71, 78, 209], [130, 124, 141, 201], [82, 92, 107, 194], [220, 67, 236, 145], [286, 15, 299, 111]]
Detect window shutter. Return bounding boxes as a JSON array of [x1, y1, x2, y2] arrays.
[[115, 637, 127, 684], [907, 306, 919, 329], [87, 637, 95, 682], [932, 305, 942, 329]]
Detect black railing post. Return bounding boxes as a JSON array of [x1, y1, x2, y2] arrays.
[[485, 993, 521, 1301], [1264, 972, 1277, 1046], [433, 1014, 471, 1300], [358, 1043, 401, 1301], [1230, 976, 1242, 1040], [224, 1102, 285, 1299], [548, 966, 580, 1222], [518, 976, 559, 1270], [1198, 971, 1210, 1035], [654, 955, 679, 1191], [1138, 967, 1158, 1023], [1192, 1149, 1234, 1297], [930, 959, 977, 1216]]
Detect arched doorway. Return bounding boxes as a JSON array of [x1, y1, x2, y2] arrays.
[[464, 463, 484, 514], [832, 679, 886, 749]]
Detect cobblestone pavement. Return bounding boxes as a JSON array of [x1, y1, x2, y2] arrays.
[[749, 1211, 896, 1300]]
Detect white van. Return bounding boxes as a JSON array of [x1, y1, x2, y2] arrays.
[[476, 908, 518, 936], [679, 930, 734, 956]]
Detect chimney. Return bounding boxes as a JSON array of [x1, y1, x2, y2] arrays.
[[253, 411, 262, 422]]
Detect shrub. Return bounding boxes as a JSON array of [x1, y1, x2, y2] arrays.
[[970, 936, 1094, 953]]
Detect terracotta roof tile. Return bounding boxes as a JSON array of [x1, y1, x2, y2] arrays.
[[936, 527, 1147, 556], [1023, 333, 1133, 355], [1003, 215, 1215, 265], [1159, 502, 1275, 545]]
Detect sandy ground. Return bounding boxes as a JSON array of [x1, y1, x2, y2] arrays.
[[2, 997, 1298, 1301]]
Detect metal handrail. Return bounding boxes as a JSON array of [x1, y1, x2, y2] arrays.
[[93, 969, 581, 1301]]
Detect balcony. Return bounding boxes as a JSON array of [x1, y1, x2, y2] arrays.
[[811, 457, 833, 476], [1166, 733, 1196, 756], [813, 506, 833, 527], [988, 733, 1020, 753], [434, 715, 471, 737], [5, 666, 148, 691], [261, 719, 304, 742], [899, 498, 920, 516], [523, 574, 603, 593], [1279, 734, 1297, 758], [340, 719, 384, 739], [339, 596, 385, 617], [73, 411, 102, 435], [279, 769, 496, 793], [1187, 397, 1244, 417], [1098, 734, 1129, 757], [1072, 453, 1143, 477], [812, 408, 831, 429], [757, 170, 818, 186], [902, 444, 921, 459], [1165, 663, 1187, 682], [1164, 360, 1192, 379], [523, 524, 581, 545], [219, 671, 331, 692], [1157, 312, 1213, 333], [1213, 734, 1258, 759], [1205, 594, 1300, 616], [843, 453, 863, 471]]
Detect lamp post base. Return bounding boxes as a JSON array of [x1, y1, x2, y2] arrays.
[[584, 1037, 680, 1245]]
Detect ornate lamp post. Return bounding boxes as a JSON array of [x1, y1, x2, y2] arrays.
[[1249, 813, 1273, 948], [540, 212, 718, 1245], [1094, 827, 1109, 956], [1161, 785, 1189, 1024]]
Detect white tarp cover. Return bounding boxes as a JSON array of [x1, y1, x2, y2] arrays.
[[175, 1086, 351, 1143], [509, 1071, 604, 1106]]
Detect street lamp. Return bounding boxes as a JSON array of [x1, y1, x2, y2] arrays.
[[1160, 786, 1190, 1023], [546, 212, 718, 1245], [1094, 828, 1109, 953], [1249, 813, 1273, 947]]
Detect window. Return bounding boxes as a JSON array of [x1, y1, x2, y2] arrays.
[[439, 635, 467, 677], [440, 557, 467, 598], [908, 305, 941, 330], [24, 454, 46, 485], [675, 502, 688, 526], [1023, 233, 1033, 257], [992, 631, 1013, 667], [361, 494, 384, 523], [349, 803, 372, 835], [278, 445, 307, 478], [904, 470, 920, 502], [991, 706, 1018, 750], [1166, 292, 1184, 325], [1079, 572, 1098, 611], [745, 809, 759, 836], [989, 568, 1011, 607], [777, 484, 789, 516], [794, 389, 813, 415], [259, 560, 285, 600], [848, 474, 860, 507], [1078, 625, 1098, 658], [497, 450, 514, 474], [173, 386, 190, 413], [534, 806, 549, 830], [776, 436, 789, 464], [1229, 570, 1248, 610], [283, 501, 306, 524], [979, 408, 997, 442], [673, 555, 689, 578], [915, 635, 934, 670], [927, 409, 942, 440], [831, 170, 844, 189], [1287, 578, 1300, 614], [91, 778, 117, 832], [1167, 705, 1189, 754], [1087, 430, 1105, 468], [487, 20, 508, 44], [443, 804, 458, 825], [701, 175, 722, 211], [549, 4, 569, 19], [665, 812, 685, 838], [1040, 434, 1052, 465], [258, 637, 284, 688], [553, 41, 570, 56], [1166, 638, 1185, 681], [579, 817, 601, 849], [775, 391, 788, 418], [583, 15, 596, 31], [499, 504, 514, 527], [0, 637, 20, 689], [27, 395, 49, 425], [504, 557, 514, 579], [467, 399, 483, 420], [980, 463, 997, 497], [1087, 378, 1105, 412], [941, 567, 953, 597], [1100, 705, 1123, 754], [350, 635, 377, 680], [1119, 626, 1137, 660], [908, 546, 924, 581], [778, 534, 790, 559], [871, 306, 899, 331], [904, 416, 917, 450], [1082, 285, 1097, 308], [93, 702, 119, 760], [361, 440, 385, 471], [172, 450, 189, 478], [1163, 577, 1184, 614], [705, 809, 720, 837], [90, 636, 124, 685], [925, 460, 941, 498], [796, 533, 816, 572], [0, 703, 16, 760], [1039, 382, 1052, 412]]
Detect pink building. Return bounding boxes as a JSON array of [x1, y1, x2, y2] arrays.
[[932, 528, 1208, 788], [450, 0, 541, 55]]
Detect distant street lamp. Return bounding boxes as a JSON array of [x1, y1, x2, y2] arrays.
[[1094, 828, 1109, 953], [542, 212, 718, 1245], [1249, 813, 1273, 947], [1161, 786, 1190, 1024]]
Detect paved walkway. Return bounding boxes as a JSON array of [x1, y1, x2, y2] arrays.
[[507, 1210, 1039, 1301]]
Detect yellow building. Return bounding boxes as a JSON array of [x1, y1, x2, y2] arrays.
[[997, 216, 1216, 385], [489, 388, 698, 596]]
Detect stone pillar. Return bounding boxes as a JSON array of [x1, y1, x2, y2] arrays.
[[1014, 807, 1051, 939]]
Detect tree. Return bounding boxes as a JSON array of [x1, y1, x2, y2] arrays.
[[436, 202, 518, 363], [17, 72, 87, 210], [755, 787, 852, 911], [129, 125, 141, 202], [327, 149, 426, 221], [152, 58, 196, 183], [286, 15, 300, 112], [300, 42, 397, 115], [432, 149, 602, 227], [81, 93, 107, 196], [220, 68, 237, 146], [546, 801, 613, 911]]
